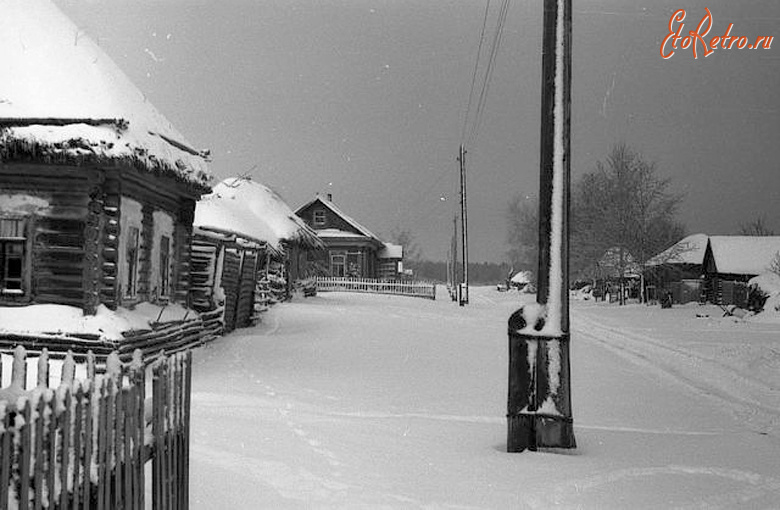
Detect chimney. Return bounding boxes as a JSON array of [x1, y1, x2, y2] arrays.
[[327, 193, 333, 202]]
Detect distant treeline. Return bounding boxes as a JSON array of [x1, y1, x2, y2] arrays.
[[412, 260, 520, 285]]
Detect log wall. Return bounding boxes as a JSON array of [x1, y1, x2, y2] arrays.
[[0, 162, 204, 315]]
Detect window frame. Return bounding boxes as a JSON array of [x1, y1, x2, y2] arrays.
[[125, 226, 140, 298], [159, 235, 171, 298], [313, 209, 326, 226], [0, 217, 31, 299], [330, 253, 346, 277]]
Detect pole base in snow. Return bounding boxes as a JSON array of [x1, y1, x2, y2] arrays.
[[506, 309, 576, 453], [507, 413, 576, 452]]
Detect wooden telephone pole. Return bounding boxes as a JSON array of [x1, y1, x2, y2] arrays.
[[458, 144, 469, 306], [507, 0, 575, 452]]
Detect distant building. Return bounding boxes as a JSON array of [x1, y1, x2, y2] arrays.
[[702, 236, 780, 306], [643, 233, 709, 303], [295, 195, 403, 279], [0, 0, 212, 315], [378, 243, 404, 280], [644, 234, 780, 306]]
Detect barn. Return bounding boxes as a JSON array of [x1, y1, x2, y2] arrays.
[[192, 178, 322, 334], [0, 0, 212, 355]]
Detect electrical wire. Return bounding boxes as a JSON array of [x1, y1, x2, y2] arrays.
[[460, 0, 492, 145], [467, 0, 511, 148]]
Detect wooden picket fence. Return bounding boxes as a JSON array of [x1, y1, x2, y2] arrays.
[[315, 277, 436, 300], [0, 346, 191, 510]]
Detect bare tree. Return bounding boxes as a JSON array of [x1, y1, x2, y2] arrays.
[[389, 227, 422, 269], [571, 143, 685, 302], [505, 195, 538, 274], [739, 217, 775, 236]]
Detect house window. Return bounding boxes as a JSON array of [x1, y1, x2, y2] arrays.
[[125, 226, 140, 297], [0, 218, 26, 294], [160, 235, 171, 297], [313, 209, 326, 226], [331, 253, 345, 277]]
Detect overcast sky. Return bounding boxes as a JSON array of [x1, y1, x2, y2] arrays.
[[56, 0, 780, 263]]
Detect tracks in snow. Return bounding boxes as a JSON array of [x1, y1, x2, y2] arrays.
[[572, 311, 780, 437]]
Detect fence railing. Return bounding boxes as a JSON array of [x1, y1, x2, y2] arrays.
[[315, 277, 436, 300], [0, 346, 191, 510]]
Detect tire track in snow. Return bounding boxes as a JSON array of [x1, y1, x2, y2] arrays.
[[573, 311, 780, 436], [525, 464, 780, 509]]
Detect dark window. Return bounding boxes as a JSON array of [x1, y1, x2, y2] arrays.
[[126, 226, 139, 297], [331, 254, 345, 277], [0, 218, 26, 295], [160, 235, 171, 296], [313, 209, 326, 226]]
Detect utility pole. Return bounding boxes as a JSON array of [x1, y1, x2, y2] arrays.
[[507, 0, 575, 452], [458, 144, 469, 306], [451, 215, 459, 301]]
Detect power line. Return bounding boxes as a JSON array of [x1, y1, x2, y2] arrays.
[[460, 0, 492, 144], [467, 0, 511, 147]]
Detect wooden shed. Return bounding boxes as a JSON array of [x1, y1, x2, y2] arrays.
[[192, 178, 322, 333], [643, 233, 709, 303], [702, 236, 780, 306], [0, 0, 212, 356]]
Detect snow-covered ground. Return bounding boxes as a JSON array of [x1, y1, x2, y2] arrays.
[[188, 286, 780, 509]]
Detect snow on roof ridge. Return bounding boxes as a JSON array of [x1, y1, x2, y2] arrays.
[[0, 0, 213, 190], [194, 177, 323, 251]]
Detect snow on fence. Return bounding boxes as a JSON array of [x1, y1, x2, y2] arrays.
[[315, 277, 436, 300], [0, 346, 191, 510]]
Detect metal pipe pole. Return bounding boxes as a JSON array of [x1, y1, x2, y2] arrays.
[[507, 0, 575, 452]]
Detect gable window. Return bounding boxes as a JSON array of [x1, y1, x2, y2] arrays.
[[0, 218, 26, 295], [159, 235, 171, 297], [125, 226, 140, 297], [313, 209, 326, 226]]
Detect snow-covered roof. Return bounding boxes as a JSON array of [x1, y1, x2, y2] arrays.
[[194, 178, 323, 251], [315, 229, 370, 239], [379, 243, 403, 260], [645, 234, 709, 266], [708, 236, 780, 276], [0, 302, 195, 342], [296, 196, 380, 241], [0, 0, 212, 191], [510, 271, 532, 284]]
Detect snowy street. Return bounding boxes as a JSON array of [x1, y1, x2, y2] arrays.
[[188, 288, 780, 509]]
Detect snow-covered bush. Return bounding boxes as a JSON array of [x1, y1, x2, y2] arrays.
[[748, 272, 780, 314]]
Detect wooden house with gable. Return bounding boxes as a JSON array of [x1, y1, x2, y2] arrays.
[[0, 0, 212, 355], [295, 194, 403, 279], [192, 178, 322, 334]]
